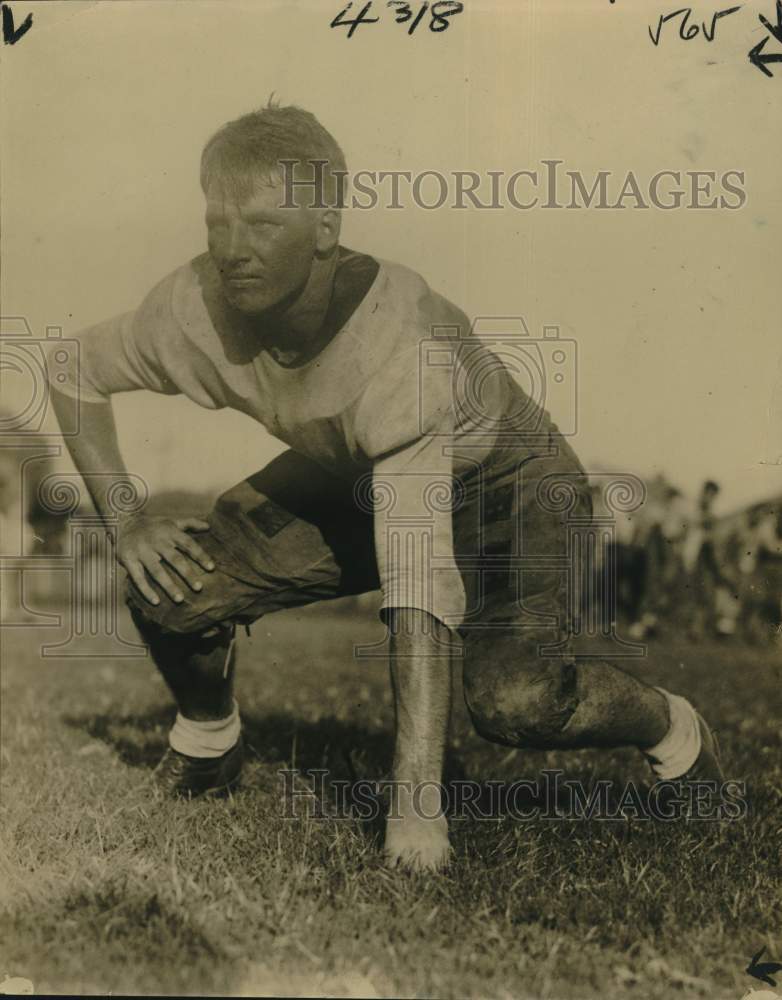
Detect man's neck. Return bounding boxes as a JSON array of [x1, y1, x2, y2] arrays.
[[261, 251, 339, 365]]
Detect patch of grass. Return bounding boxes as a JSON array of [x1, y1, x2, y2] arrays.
[[1, 603, 780, 997]]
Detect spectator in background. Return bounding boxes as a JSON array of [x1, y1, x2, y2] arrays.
[[626, 476, 685, 640], [683, 480, 736, 639], [737, 504, 782, 643], [604, 490, 646, 632]]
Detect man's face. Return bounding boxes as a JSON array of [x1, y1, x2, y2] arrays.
[[206, 175, 318, 316]]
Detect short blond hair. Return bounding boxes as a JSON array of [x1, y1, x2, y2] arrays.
[[200, 99, 347, 206]]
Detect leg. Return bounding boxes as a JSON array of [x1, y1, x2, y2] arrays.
[[690, 543, 720, 638], [462, 632, 668, 751], [640, 526, 666, 632], [128, 609, 236, 721], [627, 545, 649, 638], [125, 450, 378, 791], [463, 631, 723, 785], [457, 449, 714, 778]]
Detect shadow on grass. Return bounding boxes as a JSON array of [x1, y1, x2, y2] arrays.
[[64, 705, 461, 771], [0, 885, 233, 995], [62, 707, 468, 825], [62, 707, 394, 775], [61, 707, 636, 818], [63, 706, 174, 767]]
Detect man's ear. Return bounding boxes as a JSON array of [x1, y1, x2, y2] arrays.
[[315, 208, 341, 255]]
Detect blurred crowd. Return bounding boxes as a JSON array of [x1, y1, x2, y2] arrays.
[[595, 475, 782, 645]]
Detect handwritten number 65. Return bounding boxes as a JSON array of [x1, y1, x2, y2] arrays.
[[649, 5, 742, 45]]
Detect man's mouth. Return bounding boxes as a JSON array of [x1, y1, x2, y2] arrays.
[[226, 275, 263, 286]]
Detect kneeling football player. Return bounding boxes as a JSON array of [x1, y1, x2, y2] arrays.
[[52, 102, 723, 870]]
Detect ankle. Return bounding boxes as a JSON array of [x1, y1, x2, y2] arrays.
[[169, 699, 241, 758], [643, 688, 701, 779], [178, 696, 235, 722]]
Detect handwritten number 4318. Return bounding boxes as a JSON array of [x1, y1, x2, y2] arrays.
[[331, 1, 464, 37]]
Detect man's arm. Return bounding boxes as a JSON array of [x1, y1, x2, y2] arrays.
[[384, 607, 454, 872], [351, 324, 466, 868], [50, 389, 215, 607], [51, 390, 134, 525], [368, 437, 464, 870], [48, 271, 220, 604]]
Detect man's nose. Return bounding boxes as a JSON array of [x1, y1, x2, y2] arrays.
[[225, 221, 252, 262]]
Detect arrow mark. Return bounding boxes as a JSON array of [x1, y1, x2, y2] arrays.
[[1, 3, 33, 45]]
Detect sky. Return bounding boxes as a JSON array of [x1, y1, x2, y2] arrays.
[[1, 0, 780, 517]]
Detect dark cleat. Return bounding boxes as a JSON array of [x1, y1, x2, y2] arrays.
[[152, 735, 244, 798]]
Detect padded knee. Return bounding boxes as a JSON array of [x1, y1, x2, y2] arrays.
[[463, 635, 579, 748]]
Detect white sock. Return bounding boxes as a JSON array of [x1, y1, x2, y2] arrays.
[[169, 700, 241, 759], [644, 688, 701, 780]]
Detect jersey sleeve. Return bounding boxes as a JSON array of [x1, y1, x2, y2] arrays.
[[50, 272, 182, 403], [355, 342, 467, 630]]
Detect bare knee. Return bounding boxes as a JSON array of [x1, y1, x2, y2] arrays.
[[463, 637, 579, 748]]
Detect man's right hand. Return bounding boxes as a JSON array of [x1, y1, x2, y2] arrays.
[[115, 514, 215, 606], [48, 392, 216, 607]]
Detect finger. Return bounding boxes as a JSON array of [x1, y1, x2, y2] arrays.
[[172, 530, 216, 572], [161, 546, 204, 593], [141, 551, 185, 604], [176, 518, 211, 533], [124, 558, 161, 606]]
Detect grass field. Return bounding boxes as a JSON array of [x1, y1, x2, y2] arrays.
[[1, 597, 780, 999]]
